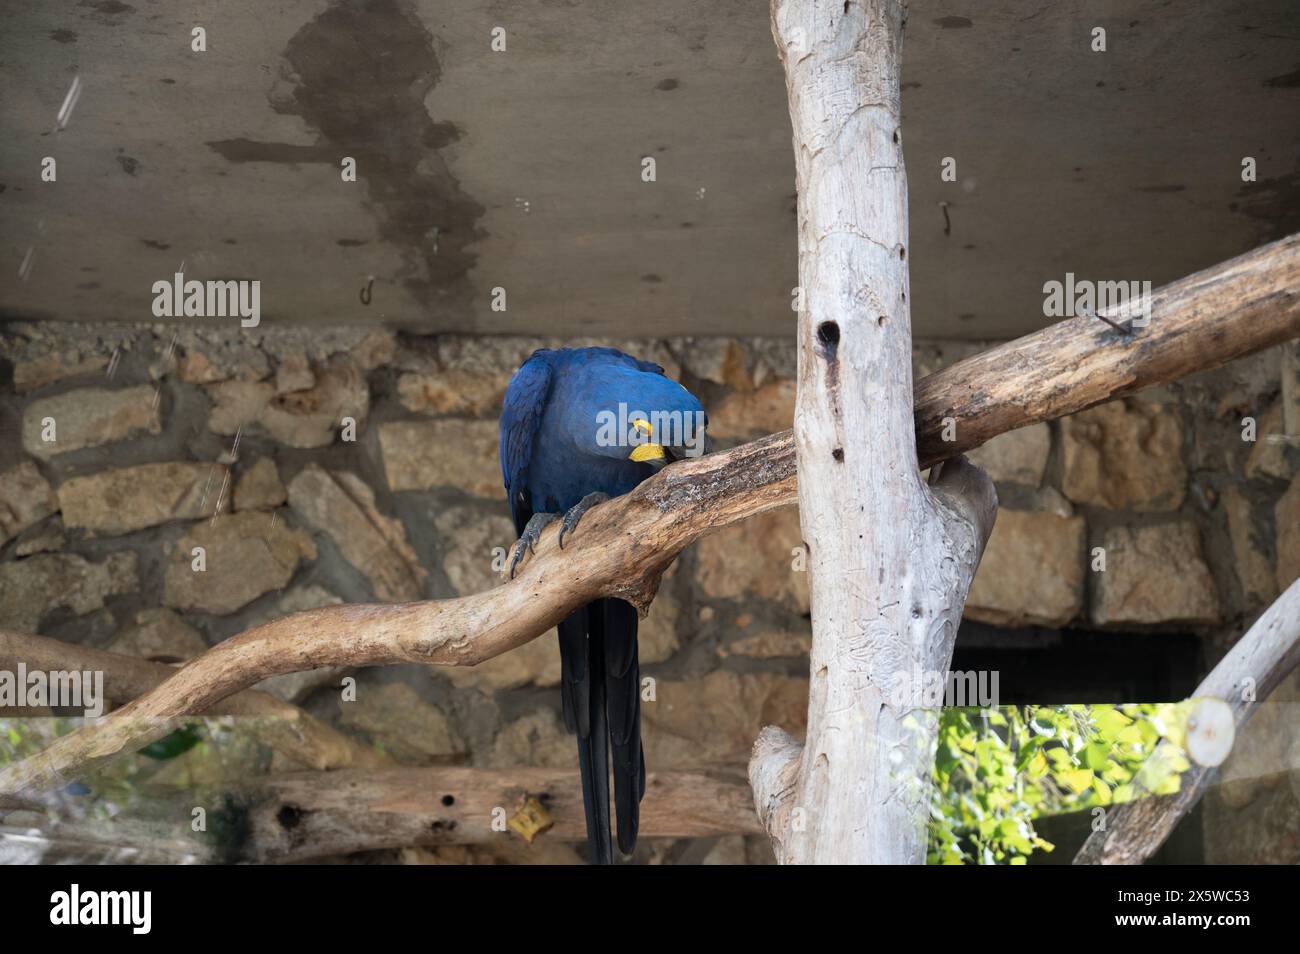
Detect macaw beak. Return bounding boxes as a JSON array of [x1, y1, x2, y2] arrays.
[[626, 417, 709, 466], [629, 442, 666, 463], [628, 418, 666, 463]]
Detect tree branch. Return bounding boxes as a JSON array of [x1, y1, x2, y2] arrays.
[[1, 233, 1297, 798], [0, 433, 795, 796], [914, 231, 1300, 465], [1073, 578, 1300, 865], [0, 631, 388, 773]]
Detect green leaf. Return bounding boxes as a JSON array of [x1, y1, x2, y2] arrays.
[[1059, 768, 1094, 794], [139, 724, 204, 760], [1084, 742, 1111, 772]]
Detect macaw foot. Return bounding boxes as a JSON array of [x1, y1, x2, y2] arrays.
[[509, 511, 559, 579], [558, 492, 610, 549]]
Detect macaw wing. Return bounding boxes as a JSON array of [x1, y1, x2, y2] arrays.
[[499, 351, 555, 535]]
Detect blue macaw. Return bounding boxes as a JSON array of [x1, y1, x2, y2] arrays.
[[499, 347, 708, 864]]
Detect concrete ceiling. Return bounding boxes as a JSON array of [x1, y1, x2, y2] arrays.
[[1, 0, 1297, 340]]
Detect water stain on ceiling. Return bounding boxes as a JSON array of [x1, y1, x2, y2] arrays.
[[206, 0, 485, 322], [2, 0, 1298, 337]]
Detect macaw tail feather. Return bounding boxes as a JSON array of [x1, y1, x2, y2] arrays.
[[600, 598, 644, 854], [558, 598, 644, 864]]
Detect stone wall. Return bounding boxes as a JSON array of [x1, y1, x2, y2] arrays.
[[0, 322, 1296, 864]]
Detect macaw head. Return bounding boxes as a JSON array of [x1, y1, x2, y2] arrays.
[[572, 363, 710, 467]]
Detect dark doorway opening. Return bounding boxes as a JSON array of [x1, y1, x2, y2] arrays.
[[952, 621, 1203, 704]]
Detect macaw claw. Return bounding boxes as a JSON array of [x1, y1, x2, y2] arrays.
[[558, 492, 610, 549], [509, 511, 559, 579]]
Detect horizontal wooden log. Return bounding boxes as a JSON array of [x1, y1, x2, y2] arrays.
[[226, 767, 760, 862], [1073, 578, 1300, 865], [3, 767, 759, 863], [1, 233, 1297, 798]]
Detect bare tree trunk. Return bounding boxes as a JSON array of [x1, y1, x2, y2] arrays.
[[751, 0, 996, 864]]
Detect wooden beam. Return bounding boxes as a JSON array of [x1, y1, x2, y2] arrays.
[[1, 231, 1297, 799], [1073, 578, 1300, 865], [225, 767, 759, 862], [2, 768, 759, 863]]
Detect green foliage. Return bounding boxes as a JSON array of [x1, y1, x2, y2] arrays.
[[139, 723, 205, 760], [3, 701, 1196, 867], [0, 715, 266, 823], [928, 703, 1193, 865], [0, 716, 77, 766]]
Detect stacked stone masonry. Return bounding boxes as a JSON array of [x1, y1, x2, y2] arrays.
[[0, 323, 1296, 864]]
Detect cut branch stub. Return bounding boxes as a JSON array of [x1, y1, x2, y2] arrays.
[[1184, 698, 1234, 768]]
